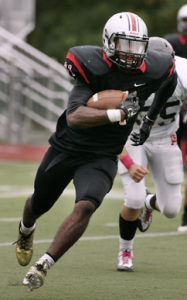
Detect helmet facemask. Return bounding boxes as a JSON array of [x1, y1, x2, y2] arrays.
[[110, 34, 148, 69]]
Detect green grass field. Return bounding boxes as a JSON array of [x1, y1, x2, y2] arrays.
[[0, 161, 187, 300]]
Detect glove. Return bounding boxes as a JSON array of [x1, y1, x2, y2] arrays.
[[131, 115, 154, 146], [119, 91, 140, 121]]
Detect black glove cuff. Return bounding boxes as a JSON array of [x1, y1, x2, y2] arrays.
[[122, 107, 129, 120]]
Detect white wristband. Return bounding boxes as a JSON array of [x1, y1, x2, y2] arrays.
[[107, 109, 122, 122]]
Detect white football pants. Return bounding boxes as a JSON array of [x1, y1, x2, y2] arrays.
[[118, 135, 184, 218]]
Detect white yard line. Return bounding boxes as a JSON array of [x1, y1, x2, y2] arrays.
[[0, 186, 124, 199], [0, 218, 21, 222], [0, 231, 186, 247]]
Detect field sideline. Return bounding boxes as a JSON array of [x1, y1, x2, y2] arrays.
[[0, 160, 187, 300]]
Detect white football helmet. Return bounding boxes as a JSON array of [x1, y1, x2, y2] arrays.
[[102, 12, 149, 69], [177, 4, 187, 35], [148, 37, 175, 58]]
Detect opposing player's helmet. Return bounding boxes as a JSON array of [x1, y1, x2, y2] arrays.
[[177, 4, 187, 35], [148, 37, 175, 58], [102, 12, 149, 69]]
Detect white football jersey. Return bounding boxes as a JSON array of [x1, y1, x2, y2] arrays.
[[134, 55, 187, 140]]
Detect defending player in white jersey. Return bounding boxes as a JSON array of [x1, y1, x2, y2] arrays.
[[117, 37, 186, 271]]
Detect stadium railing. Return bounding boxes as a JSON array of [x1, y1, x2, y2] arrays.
[[0, 26, 73, 144]]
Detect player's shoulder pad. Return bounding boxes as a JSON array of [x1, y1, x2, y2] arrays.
[[64, 45, 111, 84], [144, 50, 175, 80], [175, 55, 187, 90]]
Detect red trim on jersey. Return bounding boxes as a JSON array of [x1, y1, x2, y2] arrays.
[[103, 51, 112, 67], [139, 60, 146, 72], [167, 59, 175, 79], [178, 34, 187, 44], [66, 52, 90, 83], [129, 13, 137, 31]]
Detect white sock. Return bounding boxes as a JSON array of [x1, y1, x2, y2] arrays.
[[37, 253, 55, 269], [145, 194, 153, 210], [119, 237, 134, 252], [21, 220, 36, 234]]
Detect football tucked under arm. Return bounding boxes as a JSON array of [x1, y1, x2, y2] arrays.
[[87, 90, 140, 122], [87, 90, 128, 109]]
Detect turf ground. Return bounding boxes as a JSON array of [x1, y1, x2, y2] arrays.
[[0, 160, 187, 300]]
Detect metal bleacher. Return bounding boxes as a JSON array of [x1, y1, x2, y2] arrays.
[[0, 0, 73, 144]]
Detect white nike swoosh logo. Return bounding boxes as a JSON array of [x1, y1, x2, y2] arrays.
[[134, 83, 146, 87]]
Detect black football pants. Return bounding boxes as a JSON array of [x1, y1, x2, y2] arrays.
[[31, 146, 117, 215]]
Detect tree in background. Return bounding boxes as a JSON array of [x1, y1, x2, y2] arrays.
[[28, 0, 186, 63]]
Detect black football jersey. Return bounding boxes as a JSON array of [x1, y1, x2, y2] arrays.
[[164, 33, 187, 58], [49, 45, 176, 157]]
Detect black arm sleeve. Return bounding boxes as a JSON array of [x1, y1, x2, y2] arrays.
[[147, 70, 178, 121], [66, 79, 94, 114]]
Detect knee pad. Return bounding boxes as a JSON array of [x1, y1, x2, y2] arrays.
[[124, 182, 146, 209], [161, 196, 181, 218], [162, 207, 179, 218]]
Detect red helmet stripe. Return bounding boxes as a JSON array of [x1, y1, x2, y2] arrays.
[[129, 13, 137, 31], [66, 52, 90, 83]]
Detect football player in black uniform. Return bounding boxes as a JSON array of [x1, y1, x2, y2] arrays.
[[164, 4, 187, 232], [15, 12, 177, 291], [164, 5, 187, 58]]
